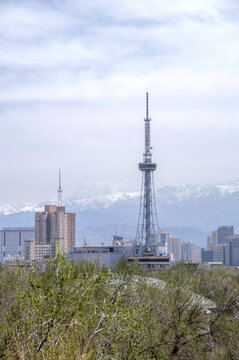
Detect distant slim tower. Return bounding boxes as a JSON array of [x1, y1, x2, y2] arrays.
[[58, 169, 63, 207], [136, 92, 159, 253]]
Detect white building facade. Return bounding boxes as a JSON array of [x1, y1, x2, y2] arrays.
[[167, 236, 181, 262]]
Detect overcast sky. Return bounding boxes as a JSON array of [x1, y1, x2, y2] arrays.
[[1, 0, 239, 204]]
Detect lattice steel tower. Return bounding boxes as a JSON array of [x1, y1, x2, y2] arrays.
[[135, 92, 159, 253]]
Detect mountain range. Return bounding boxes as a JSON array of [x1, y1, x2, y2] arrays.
[[1, 179, 239, 246]]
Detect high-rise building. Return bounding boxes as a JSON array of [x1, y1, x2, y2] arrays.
[[24, 239, 35, 262], [35, 205, 75, 254], [205, 226, 234, 264], [217, 226, 234, 244], [206, 244, 225, 263], [201, 249, 214, 263], [225, 235, 239, 266], [0, 227, 35, 262], [159, 232, 169, 247], [181, 241, 194, 261], [207, 226, 234, 248], [35, 171, 75, 258], [167, 236, 181, 262], [207, 230, 218, 247], [213, 245, 225, 263]]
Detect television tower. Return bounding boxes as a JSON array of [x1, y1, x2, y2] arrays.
[[58, 169, 63, 207], [56, 169, 64, 252], [135, 92, 159, 253]]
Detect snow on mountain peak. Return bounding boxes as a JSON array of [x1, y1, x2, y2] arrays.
[[1, 180, 239, 215], [70, 191, 140, 210], [155, 180, 239, 203], [0, 202, 44, 216]]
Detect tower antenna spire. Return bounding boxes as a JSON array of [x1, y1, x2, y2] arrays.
[[146, 91, 149, 119], [57, 169, 63, 207]]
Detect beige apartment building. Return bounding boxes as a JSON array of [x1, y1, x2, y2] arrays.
[[35, 205, 75, 258]]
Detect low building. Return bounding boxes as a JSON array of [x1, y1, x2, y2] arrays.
[[191, 250, 201, 263], [112, 235, 124, 246], [68, 246, 129, 268], [68, 244, 170, 270], [35, 244, 53, 261], [200, 262, 223, 269], [0, 227, 35, 263], [127, 254, 171, 271], [25, 240, 53, 263]]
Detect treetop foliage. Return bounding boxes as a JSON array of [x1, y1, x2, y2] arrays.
[[0, 255, 239, 359]]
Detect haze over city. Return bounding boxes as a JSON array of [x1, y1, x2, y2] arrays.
[[1, 0, 239, 205]]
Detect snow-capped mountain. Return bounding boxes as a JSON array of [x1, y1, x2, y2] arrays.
[[1, 179, 239, 246], [2, 179, 239, 214], [156, 180, 239, 203]]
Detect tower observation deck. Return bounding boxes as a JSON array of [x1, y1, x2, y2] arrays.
[[135, 93, 159, 253]]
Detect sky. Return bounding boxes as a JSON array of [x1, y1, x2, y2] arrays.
[[1, 0, 239, 204]]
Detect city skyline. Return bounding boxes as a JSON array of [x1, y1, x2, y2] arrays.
[[1, 0, 239, 204]]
